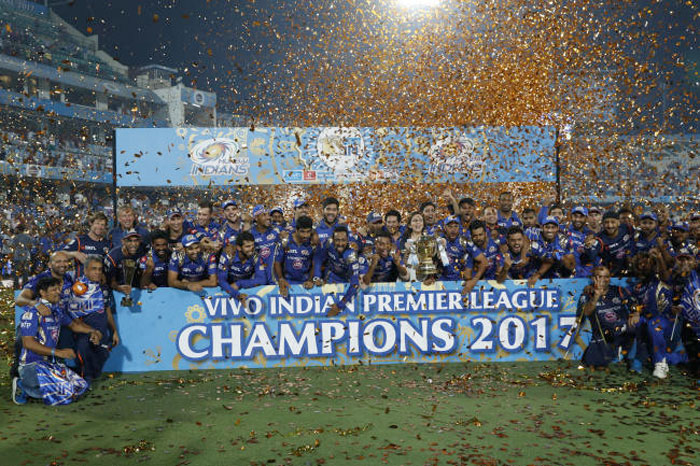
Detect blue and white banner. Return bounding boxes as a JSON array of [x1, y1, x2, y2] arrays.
[[17, 279, 610, 373], [115, 126, 556, 187]]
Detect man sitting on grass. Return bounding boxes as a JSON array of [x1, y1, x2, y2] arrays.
[[13, 276, 103, 405]]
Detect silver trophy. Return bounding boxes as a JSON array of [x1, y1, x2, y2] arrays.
[[121, 259, 137, 307]]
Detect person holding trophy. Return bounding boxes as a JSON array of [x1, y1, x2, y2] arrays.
[[400, 212, 450, 284], [104, 229, 143, 306]]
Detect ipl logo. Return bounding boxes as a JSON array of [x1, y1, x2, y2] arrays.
[[189, 138, 249, 176], [315, 127, 365, 173], [428, 135, 484, 175]]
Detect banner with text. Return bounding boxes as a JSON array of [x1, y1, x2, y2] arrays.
[[115, 126, 556, 187]]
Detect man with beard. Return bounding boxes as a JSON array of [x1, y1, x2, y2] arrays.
[[362, 230, 409, 284], [167, 234, 218, 292], [444, 189, 476, 238], [185, 201, 222, 253], [521, 208, 540, 240], [217, 231, 270, 304], [316, 197, 345, 244], [104, 230, 143, 298], [16, 251, 74, 308], [599, 210, 633, 277], [496, 191, 522, 229], [63, 212, 110, 276], [316, 226, 366, 317], [65, 256, 119, 383], [275, 216, 317, 297], [164, 208, 186, 250], [565, 206, 593, 247], [441, 216, 486, 294], [139, 230, 171, 289], [221, 200, 242, 246], [536, 216, 576, 280], [250, 205, 281, 269], [286, 198, 311, 233], [501, 226, 548, 283], [666, 222, 699, 260], [467, 220, 504, 281], [358, 212, 385, 254], [587, 206, 604, 235]]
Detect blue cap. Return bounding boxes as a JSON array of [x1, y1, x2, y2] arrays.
[[222, 200, 238, 210], [543, 216, 559, 227], [640, 211, 658, 222], [181, 234, 200, 248], [671, 222, 689, 232], [675, 245, 696, 257], [270, 206, 284, 215], [167, 208, 182, 218], [123, 229, 141, 239], [367, 212, 383, 223], [444, 215, 460, 225], [571, 206, 588, 216], [252, 204, 267, 217], [293, 198, 308, 209]]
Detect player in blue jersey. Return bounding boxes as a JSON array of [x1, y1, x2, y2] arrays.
[[275, 216, 317, 296], [358, 212, 384, 253], [15, 251, 74, 308], [667, 222, 699, 260], [13, 277, 100, 405], [139, 230, 171, 289], [63, 212, 110, 276], [109, 205, 150, 253], [565, 206, 593, 246], [587, 206, 603, 235], [250, 205, 281, 267], [164, 208, 186, 250], [65, 256, 119, 382], [185, 201, 222, 253], [363, 230, 409, 284], [270, 206, 288, 231], [502, 226, 548, 283], [632, 211, 662, 255], [316, 197, 346, 245], [217, 231, 270, 303], [599, 210, 633, 277], [444, 189, 476, 237], [629, 251, 683, 378], [104, 229, 143, 298], [317, 226, 366, 316], [221, 199, 243, 246], [441, 216, 486, 293], [577, 266, 640, 368], [468, 220, 504, 281], [537, 216, 578, 279], [496, 191, 522, 229], [167, 234, 218, 292]]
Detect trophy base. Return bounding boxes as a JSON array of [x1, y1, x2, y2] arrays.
[[417, 266, 438, 277], [121, 297, 134, 307]]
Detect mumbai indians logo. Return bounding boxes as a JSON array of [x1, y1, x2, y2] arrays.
[[189, 138, 249, 176], [315, 127, 365, 173], [428, 135, 484, 175]]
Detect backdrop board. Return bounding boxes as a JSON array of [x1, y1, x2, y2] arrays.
[[17, 279, 612, 373], [115, 126, 556, 187]]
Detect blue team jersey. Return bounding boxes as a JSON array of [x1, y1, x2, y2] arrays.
[[185, 220, 222, 242], [505, 241, 545, 280], [276, 236, 315, 284], [23, 270, 75, 299], [577, 286, 631, 339], [63, 234, 110, 275], [104, 246, 142, 286], [497, 211, 522, 229], [629, 278, 673, 321], [168, 252, 217, 282], [138, 250, 170, 287], [680, 271, 700, 328], [441, 236, 472, 281], [66, 277, 107, 320], [109, 224, 150, 251], [314, 239, 361, 285], [315, 218, 346, 245], [599, 225, 633, 276], [471, 238, 503, 280], [365, 249, 404, 283], [564, 224, 593, 250], [217, 249, 269, 297], [632, 230, 660, 256], [251, 225, 280, 264], [19, 302, 73, 365], [221, 222, 241, 246]]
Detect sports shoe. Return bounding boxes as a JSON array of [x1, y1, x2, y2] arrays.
[[652, 359, 669, 379], [629, 359, 643, 374], [12, 377, 27, 405]]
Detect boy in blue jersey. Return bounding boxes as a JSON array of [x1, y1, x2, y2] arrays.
[[218, 231, 270, 303], [167, 234, 218, 292], [363, 230, 409, 284], [139, 230, 171, 289], [63, 212, 110, 276], [65, 256, 119, 383], [13, 277, 100, 405], [275, 216, 317, 296]]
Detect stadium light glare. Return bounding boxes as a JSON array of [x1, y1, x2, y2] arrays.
[[397, 0, 441, 8]]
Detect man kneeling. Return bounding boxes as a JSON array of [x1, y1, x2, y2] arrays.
[[13, 277, 103, 405]]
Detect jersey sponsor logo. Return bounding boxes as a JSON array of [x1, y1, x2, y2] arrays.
[[267, 234, 276, 240], [602, 310, 619, 323], [292, 259, 304, 270]]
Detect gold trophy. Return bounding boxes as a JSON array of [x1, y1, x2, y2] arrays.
[[416, 235, 438, 276], [121, 259, 137, 307]]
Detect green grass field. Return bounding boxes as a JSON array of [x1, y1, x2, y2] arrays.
[[2, 290, 700, 466]]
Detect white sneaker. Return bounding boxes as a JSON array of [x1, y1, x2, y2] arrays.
[[653, 359, 669, 379]]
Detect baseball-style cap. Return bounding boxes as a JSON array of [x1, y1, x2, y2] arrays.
[[293, 198, 308, 209], [444, 215, 460, 225], [123, 229, 141, 239], [640, 211, 658, 222], [671, 222, 689, 232], [571, 206, 588, 216], [167, 208, 182, 218], [543, 216, 559, 227], [367, 212, 383, 224], [252, 205, 267, 217], [270, 206, 284, 215], [222, 200, 238, 210], [602, 210, 619, 220], [589, 206, 603, 214], [181, 234, 200, 248]]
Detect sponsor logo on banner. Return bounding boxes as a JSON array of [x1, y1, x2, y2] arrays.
[[189, 138, 249, 177], [315, 127, 365, 174], [284, 170, 303, 181], [428, 135, 484, 176], [303, 170, 316, 181]]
